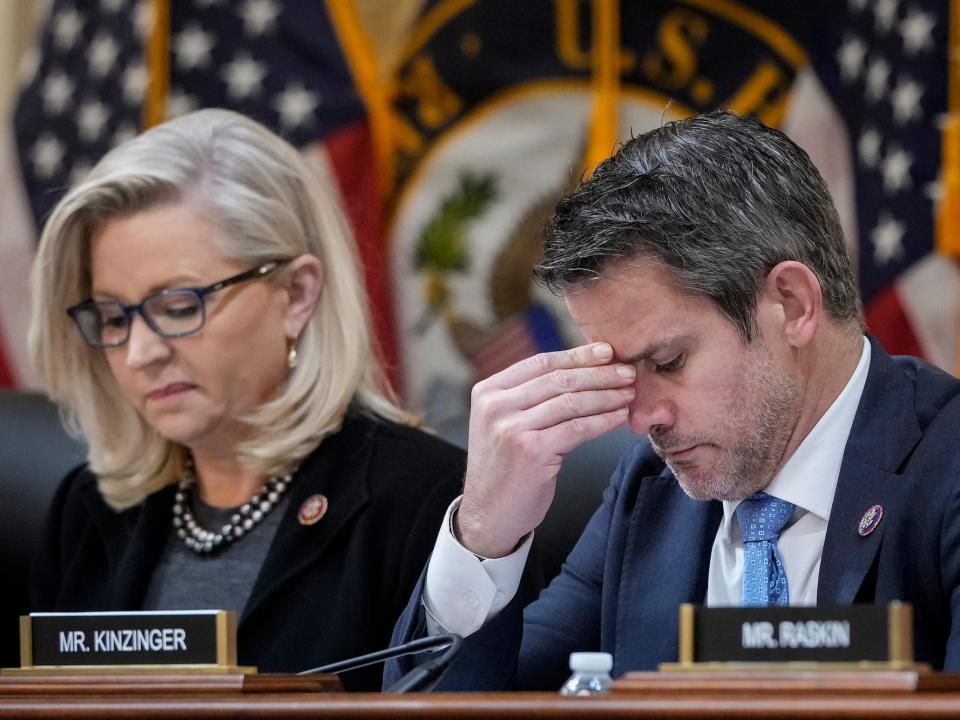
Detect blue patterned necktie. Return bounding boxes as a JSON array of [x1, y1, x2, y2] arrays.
[[735, 492, 796, 607]]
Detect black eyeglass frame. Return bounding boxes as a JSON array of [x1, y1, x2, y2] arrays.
[[67, 259, 290, 348]]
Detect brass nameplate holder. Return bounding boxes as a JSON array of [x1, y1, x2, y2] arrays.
[[660, 601, 927, 671], [4, 610, 254, 674]]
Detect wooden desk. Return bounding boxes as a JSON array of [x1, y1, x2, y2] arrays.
[[2, 671, 960, 718]]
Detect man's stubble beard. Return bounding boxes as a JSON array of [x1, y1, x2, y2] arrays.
[[652, 348, 803, 503]]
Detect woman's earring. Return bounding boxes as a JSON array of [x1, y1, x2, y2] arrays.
[[287, 337, 299, 369]]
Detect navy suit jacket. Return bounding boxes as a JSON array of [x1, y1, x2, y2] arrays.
[[386, 339, 960, 690]]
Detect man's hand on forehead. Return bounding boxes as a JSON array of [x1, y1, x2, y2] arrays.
[[455, 343, 636, 559]]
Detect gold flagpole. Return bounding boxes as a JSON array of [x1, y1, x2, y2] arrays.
[[583, 0, 620, 176], [326, 0, 396, 196], [938, 0, 960, 374], [142, 0, 170, 129]]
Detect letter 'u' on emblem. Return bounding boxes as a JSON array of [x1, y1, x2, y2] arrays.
[[858, 504, 883, 537]]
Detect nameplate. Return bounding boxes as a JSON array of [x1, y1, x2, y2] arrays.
[[663, 602, 916, 669], [17, 610, 244, 671]]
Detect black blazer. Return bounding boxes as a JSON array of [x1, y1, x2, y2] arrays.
[[31, 412, 465, 690]]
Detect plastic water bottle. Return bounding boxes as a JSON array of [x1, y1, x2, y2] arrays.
[[559, 652, 613, 695]]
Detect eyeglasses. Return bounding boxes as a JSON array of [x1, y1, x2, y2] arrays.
[[67, 260, 289, 348]]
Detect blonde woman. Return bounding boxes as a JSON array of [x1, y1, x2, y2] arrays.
[[29, 109, 464, 690]]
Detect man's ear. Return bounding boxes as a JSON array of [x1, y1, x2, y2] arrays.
[[760, 260, 822, 348], [281, 254, 323, 338]]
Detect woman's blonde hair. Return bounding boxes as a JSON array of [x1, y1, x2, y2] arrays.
[[30, 108, 413, 509]]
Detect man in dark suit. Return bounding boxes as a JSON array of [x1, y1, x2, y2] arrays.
[[386, 111, 960, 690]]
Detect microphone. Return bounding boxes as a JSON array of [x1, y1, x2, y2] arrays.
[[385, 634, 462, 693], [297, 633, 462, 693]]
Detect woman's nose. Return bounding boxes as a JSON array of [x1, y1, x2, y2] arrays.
[[124, 315, 171, 369]]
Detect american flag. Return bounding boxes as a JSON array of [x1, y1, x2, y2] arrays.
[[469, 304, 565, 383], [806, 0, 956, 370], [1, 0, 398, 388]]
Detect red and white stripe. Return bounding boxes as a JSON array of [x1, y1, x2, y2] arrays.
[[470, 314, 539, 382], [301, 120, 401, 392], [0, 125, 39, 389]]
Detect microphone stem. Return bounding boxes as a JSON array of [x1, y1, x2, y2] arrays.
[[297, 634, 460, 677]]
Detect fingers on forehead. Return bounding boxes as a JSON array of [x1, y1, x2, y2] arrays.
[[490, 343, 615, 388], [533, 344, 614, 371]]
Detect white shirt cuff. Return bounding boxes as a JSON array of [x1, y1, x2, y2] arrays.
[[423, 496, 532, 637]]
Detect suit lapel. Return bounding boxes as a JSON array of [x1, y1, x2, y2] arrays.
[[818, 339, 920, 605], [240, 415, 374, 623], [613, 471, 721, 671], [817, 458, 904, 604]]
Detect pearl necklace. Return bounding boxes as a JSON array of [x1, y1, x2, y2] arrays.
[[172, 465, 294, 554]]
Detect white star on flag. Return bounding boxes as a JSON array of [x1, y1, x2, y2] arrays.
[[273, 82, 321, 129], [52, 7, 85, 51], [889, 76, 923, 125], [122, 64, 147, 105], [41, 71, 74, 114], [31, 135, 66, 179], [89, 34, 120, 79], [239, 0, 280, 37], [221, 53, 268, 100], [858, 127, 883, 168], [881, 144, 914, 194], [77, 100, 109, 142], [873, 0, 899, 34], [837, 35, 867, 83], [166, 88, 200, 118], [871, 213, 906, 264], [898, 8, 935, 55], [133, 0, 154, 38], [174, 24, 216, 71], [865, 56, 891, 101], [924, 180, 943, 203]]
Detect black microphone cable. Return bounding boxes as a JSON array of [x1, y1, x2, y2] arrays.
[[297, 633, 462, 693]]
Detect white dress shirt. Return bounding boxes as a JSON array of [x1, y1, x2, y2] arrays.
[[425, 337, 871, 635], [707, 337, 870, 606]]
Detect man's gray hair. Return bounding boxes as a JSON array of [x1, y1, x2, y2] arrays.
[[536, 110, 863, 341]]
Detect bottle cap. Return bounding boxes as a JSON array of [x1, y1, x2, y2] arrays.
[[569, 652, 613, 673]]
